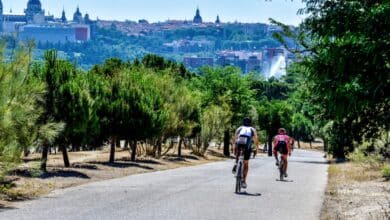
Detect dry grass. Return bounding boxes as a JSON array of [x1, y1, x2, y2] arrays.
[[0, 147, 228, 208], [321, 161, 390, 220], [295, 139, 324, 152]]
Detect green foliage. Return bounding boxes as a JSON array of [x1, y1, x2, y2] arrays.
[[382, 165, 390, 181], [257, 100, 293, 138], [200, 104, 232, 149], [197, 66, 255, 127], [0, 45, 63, 180], [273, 0, 390, 158], [290, 113, 313, 141], [39, 50, 97, 148]]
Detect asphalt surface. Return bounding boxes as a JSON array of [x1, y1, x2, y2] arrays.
[[0, 149, 328, 220]]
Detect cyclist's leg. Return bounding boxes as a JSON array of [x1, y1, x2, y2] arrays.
[[243, 148, 251, 182], [235, 148, 240, 163], [282, 154, 288, 174], [232, 145, 241, 173]]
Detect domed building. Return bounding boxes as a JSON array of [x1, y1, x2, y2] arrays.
[[73, 7, 83, 23], [25, 0, 45, 23]]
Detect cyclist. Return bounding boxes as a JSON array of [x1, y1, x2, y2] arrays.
[[232, 117, 259, 189], [273, 128, 292, 177]]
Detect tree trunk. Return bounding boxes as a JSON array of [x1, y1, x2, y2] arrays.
[[323, 139, 328, 153], [124, 139, 129, 150], [24, 148, 30, 157], [297, 139, 301, 149], [40, 143, 49, 171], [178, 137, 183, 158], [109, 135, 116, 163], [130, 140, 137, 162], [116, 138, 121, 148], [267, 134, 273, 157], [157, 138, 162, 158], [333, 145, 346, 159], [61, 144, 70, 167], [223, 130, 230, 157]]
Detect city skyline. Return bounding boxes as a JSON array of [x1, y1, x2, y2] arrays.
[[4, 0, 306, 25]]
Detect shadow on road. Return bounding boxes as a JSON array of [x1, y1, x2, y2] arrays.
[[235, 192, 262, 196], [276, 179, 294, 182], [0, 205, 17, 212], [289, 160, 330, 165]]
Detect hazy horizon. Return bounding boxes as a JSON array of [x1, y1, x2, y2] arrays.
[[4, 0, 306, 25]]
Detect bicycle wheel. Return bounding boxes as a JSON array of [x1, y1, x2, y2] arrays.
[[235, 177, 241, 193]]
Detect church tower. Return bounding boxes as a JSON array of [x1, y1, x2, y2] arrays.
[[215, 15, 221, 24], [84, 13, 91, 24], [193, 7, 203, 24], [25, 0, 45, 24], [61, 8, 67, 23]]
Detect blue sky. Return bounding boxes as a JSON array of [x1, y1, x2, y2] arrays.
[[4, 0, 306, 25]]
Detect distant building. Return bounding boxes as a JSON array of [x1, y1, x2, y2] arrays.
[[183, 57, 213, 69], [0, 0, 91, 43], [25, 0, 45, 24], [61, 9, 67, 23], [19, 24, 76, 43], [73, 7, 83, 23], [216, 51, 262, 74], [163, 39, 214, 53], [215, 15, 221, 24], [84, 13, 91, 24], [193, 7, 202, 24]]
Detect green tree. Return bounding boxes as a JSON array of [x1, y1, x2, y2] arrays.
[[194, 66, 256, 156], [272, 0, 390, 158], [257, 100, 293, 156], [0, 45, 63, 176]]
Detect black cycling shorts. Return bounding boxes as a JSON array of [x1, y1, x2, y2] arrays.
[[237, 144, 252, 160]]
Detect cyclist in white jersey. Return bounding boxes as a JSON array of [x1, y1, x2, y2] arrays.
[[232, 117, 259, 189]]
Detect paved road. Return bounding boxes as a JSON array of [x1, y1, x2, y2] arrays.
[[0, 150, 328, 220]]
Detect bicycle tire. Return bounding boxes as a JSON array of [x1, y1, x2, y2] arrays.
[[235, 177, 241, 193], [279, 158, 284, 181], [235, 161, 243, 193]]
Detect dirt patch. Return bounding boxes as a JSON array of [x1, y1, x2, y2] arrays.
[[0, 147, 229, 208], [321, 162, 390, 220]]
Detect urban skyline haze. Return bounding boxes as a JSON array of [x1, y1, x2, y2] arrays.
[[4, 0, 306, 25]]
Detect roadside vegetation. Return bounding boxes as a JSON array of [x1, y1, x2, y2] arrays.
[[270, 0, 389, 218]]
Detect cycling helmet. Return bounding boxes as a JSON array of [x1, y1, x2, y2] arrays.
[[278, 128, 286, 134], [243, 117, 251, 126]]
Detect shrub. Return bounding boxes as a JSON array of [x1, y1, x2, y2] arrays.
[[382, 165, 390, 181]]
